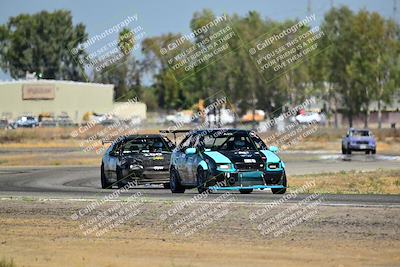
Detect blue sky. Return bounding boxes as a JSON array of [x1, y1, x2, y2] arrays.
[[0, 0, 397, 81]]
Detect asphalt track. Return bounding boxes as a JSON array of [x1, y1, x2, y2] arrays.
[[0, 151, 399, 206]]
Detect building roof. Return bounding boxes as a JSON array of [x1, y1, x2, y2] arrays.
[[0, 79, 114, 88]]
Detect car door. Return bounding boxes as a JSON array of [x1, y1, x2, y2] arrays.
[[107, 141, 123, 180], [176, 134, 193, 184], [185, 134, 199, 185]]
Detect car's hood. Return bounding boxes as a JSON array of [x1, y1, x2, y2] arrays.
[[123, 152, 171, 167], [204, 150, 264, 164]]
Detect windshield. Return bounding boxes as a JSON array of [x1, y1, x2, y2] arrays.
[[121, 137, 170, 154], [197, 132, 258, 151], [351, 130, 370, 137]]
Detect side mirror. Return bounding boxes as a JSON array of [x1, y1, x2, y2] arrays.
[[185, 147, 197, 155], [268, 146, 278, 153]]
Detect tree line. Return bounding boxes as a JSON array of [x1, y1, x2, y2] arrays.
[[0, 7, 399, 128]]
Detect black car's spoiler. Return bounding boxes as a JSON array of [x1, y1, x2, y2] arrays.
[[159, 129, 191, 134], [101, 139, 115, 145], [159, 129, 192, 145]]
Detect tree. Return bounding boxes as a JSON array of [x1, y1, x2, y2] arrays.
[[370, 16, 400, 128], [319, 7, 363, 127], [0, 10, 87, 80], [142, 34, 195, 110]]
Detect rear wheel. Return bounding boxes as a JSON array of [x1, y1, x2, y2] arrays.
[[272, 172, 287, 194], [239, 189, 253, 194], [170, 168, 185, 193], [365, 150, 370, 154], [101, 164, 112, 189], [372, 149, 376, 154], [341, 146, 346, 154]]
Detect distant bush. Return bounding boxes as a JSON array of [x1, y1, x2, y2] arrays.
[[0, 257, 16, 267]]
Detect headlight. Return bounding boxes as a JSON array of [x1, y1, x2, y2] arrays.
[[217, 164, 231, 171], [130, 164, 143, 170]]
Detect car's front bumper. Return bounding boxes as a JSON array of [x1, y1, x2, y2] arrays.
[[121, 168, 170, 184], [349, 144, 376, 151], [209, 184, 286, 191], [212, 169, 284, 187]]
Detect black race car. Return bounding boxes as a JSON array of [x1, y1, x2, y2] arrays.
[[100, 134, 175, 189]]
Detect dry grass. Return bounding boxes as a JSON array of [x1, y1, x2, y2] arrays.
[[0, 258, 15, 267], [0, 153, 100, 167], [289, 169, 400, 194]]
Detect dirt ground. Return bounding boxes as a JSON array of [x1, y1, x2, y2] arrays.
[[0, 199, 399, 267]]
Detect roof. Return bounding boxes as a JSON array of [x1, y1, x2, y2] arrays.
[[124, 134, 163, 140], [161, 128, 251, 134]]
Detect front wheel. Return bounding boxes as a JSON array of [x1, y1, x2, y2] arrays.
[[196, 168, 209, 194], [372, 149, 376, 154], [170, 168, 185, 193], [346, 144, 352, 155], [271, 172, 287, 194], [101, 164, 112, 189], [116, 167, 127, 189]]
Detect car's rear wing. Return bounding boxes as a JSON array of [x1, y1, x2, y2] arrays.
[[159, 129, 192, 145], [101, 139, 115, 145]]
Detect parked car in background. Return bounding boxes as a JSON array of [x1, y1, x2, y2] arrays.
[[0, 119, 9, 129], [291, 109, 324, 124], [12, 116, 39, 128], [166, 111, 193, 125], [342, 128, 376, 154], [56, 114, 74, 127], [205, 108, 235, 126]]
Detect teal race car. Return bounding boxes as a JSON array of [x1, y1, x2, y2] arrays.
[[166, 129, 287, 194]]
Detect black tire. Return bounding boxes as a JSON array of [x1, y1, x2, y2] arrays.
[[346, 144, 352, 155], [365, 150, 370, 154], [101, 164, 112, 189], [163, 183, 171, 189], [272, 172, 287, 194], [239, 189, 253, 194], [170, 168, 185, 193], [116, 166, 127, 189], [196, 168, 209, 194], [372, 149, 376, 154], [341, 146, 346, 154]]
